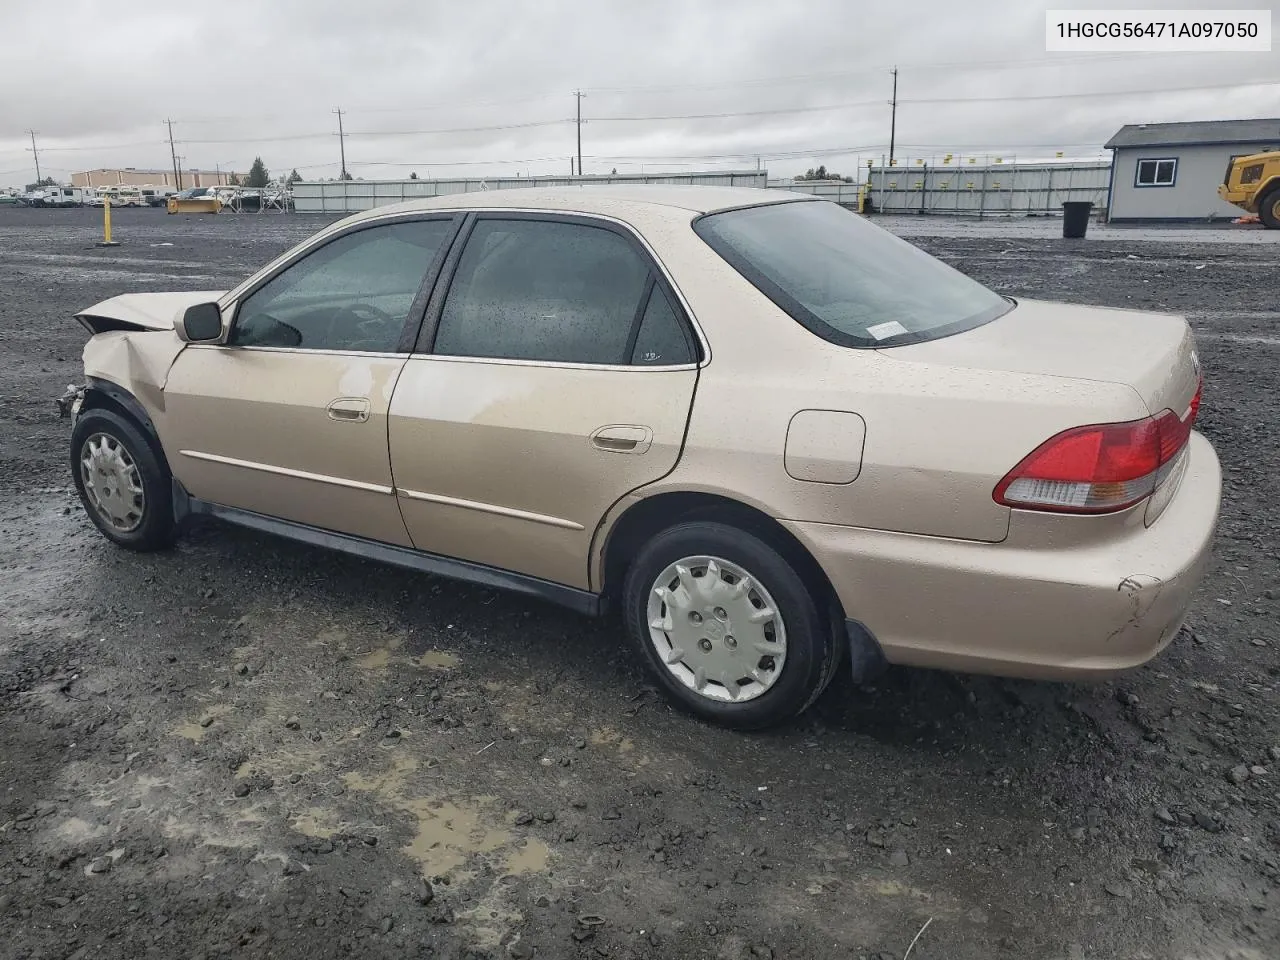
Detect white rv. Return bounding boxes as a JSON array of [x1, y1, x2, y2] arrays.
[[31, 186, 85, 207]]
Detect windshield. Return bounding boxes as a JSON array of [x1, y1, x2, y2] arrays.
[[693, 199, 1011, 347]]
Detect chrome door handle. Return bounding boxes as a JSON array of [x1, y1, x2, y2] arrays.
[[591, 425, 653, 454], [327, 397, 370, 423]]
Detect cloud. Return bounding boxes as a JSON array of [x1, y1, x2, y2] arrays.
[[1, 0, 1274, 186]]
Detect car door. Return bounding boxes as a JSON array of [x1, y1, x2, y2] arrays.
[[162, 215, 459, 546], [388, 213, 702, 589]]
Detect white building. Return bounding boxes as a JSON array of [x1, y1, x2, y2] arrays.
[[1104, 118, 1280, 223]]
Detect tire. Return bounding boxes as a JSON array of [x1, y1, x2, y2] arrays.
[[71, 408, 175, 551], [1259, 186, 1280, 230], [622, 521, 839, 730]]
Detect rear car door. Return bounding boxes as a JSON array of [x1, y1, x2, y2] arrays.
[[162, 215, 459, 546], [388, 213, 701, 588]]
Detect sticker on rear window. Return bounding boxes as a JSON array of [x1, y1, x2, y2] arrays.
[[866, 320, 909, 340]]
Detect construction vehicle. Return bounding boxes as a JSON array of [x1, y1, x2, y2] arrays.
[[1219, 150, 1280, 228], [166, 187, 222, 215]]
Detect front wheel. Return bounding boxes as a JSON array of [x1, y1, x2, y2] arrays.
[[71, 408, 175, 551], [1259, 186, 1280, 230], [622, 521, 839, 730]]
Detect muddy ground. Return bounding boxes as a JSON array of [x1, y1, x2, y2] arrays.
[[1, 206, 1278, 960]]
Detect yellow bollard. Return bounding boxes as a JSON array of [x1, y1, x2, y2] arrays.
[[97, 197, 120, 247]]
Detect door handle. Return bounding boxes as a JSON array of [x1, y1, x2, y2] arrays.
[[591, 425, 653, 455], [327, 397, 370, 423]]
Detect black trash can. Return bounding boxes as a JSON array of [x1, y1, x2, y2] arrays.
[[1062, 201, 1093, 238]]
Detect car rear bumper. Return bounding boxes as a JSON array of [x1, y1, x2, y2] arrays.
[[783, 431, 1221, 681]]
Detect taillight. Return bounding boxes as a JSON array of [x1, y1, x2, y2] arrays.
[[995, 379, 1202, 514]]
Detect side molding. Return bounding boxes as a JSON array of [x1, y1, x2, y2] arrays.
[[172, 481, 602, 617]]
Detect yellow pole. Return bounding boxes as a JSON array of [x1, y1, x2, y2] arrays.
[[97, 197, 120, 246]]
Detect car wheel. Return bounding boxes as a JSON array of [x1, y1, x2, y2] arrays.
[[622, 521, 839, 730], [71, 408, 175, 551], [1259, 186, 1280, 230]]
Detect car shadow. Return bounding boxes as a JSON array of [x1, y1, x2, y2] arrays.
[[160, 518, 1129, 774]]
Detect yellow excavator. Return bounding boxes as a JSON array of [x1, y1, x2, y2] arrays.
[[1219, 150, 1280, 228]]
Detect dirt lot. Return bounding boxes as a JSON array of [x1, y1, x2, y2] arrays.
[[1, 206, 1278, 960]]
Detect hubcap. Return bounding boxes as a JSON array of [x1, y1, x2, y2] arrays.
[[80, 433, 145, 533], [646, 556, 787, 704]]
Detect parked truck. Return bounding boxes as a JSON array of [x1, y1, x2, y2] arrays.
[[1219, 150, 1280, 228]]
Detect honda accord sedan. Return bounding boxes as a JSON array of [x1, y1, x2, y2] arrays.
[[61, 186, 1221, 729]]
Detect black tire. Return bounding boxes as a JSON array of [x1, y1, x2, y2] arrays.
[[622, 521, 839, 730], [70, 408, 175, 551], [1258, 186, 1280, 230]]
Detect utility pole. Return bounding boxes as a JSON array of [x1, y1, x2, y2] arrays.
[[166, 120, 182, 189], [334, 108, 348, 180], [26, 130, 41, 183], [888, 67, 898, 167], [574, 90, 585, 177]]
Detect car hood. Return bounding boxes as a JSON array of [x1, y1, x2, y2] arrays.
[[76, 290, 227, 334]]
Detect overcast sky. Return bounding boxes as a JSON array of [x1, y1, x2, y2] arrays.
[[1, 0, 1277, 187]]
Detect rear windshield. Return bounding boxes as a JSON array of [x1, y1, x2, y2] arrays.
[[693, 199, 1011, 347]]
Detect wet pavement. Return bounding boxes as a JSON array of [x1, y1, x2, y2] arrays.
[[1, 206, 1278, 960]]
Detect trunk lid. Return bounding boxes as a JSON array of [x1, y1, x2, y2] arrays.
[[76, 290, 227, 334], [879, 298, 1201, 418]]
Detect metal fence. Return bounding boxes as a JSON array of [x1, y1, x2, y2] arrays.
[[863, 160, 1111, 217], [292, 170, 768, 213]]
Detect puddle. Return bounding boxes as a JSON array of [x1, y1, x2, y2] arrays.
[[292, 808, 341, 839], [344, 757, 550, 879], [401, 797, 511, 874], [503, 838, 550, 874], [589, 727, 635, 753], [354, 648, 391, 670], [173, 704, 233, 741], [55, 817, 107, 843], [416, 650, 459, 670]]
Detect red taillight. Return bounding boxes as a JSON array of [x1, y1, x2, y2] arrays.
[[994, 378, 1201, 514]]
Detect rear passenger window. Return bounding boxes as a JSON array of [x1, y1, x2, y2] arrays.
[[433, 219, 651, 365], [631, 287, 693, 366]]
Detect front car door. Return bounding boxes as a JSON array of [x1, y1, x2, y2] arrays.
[[162, 215, 459, 546], [388, 213, 702, 588]]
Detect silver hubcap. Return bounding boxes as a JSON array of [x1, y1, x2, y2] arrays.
[[80, 433, 145, 533], [646, 556, 787, 703]]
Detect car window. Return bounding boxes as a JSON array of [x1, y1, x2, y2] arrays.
[[231, 219, 452, 352], [433, 219, 651, 364], [630, 287, 693, 366], [694, 200, 1012, 348]]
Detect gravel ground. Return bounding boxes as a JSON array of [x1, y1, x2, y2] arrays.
[[1, 206, 1278, 960]]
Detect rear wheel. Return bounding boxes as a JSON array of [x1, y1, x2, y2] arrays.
[[1259, 186, 1280, 229], [71, 408, 175, 551], [622, 521, 839, 730]]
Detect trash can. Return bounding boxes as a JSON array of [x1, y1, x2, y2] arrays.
[[1062, 201, 1093, 238]]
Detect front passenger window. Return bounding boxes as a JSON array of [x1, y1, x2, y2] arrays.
[[231, 219, 452, 352]]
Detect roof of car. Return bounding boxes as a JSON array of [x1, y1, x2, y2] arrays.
[[343, 184, 814, 223]]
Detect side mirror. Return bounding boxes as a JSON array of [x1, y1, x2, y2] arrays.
[[178, 302, 224, 343]]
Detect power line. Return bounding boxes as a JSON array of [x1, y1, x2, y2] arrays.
[[345, 119, 569, 137], [589, 77, 1280, 124], [902, 77, 1280, 105], [582, 51, 1228, 94]]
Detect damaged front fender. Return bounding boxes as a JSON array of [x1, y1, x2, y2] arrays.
[[81, 329, 187, 424], [55, 383, 86, 420]]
